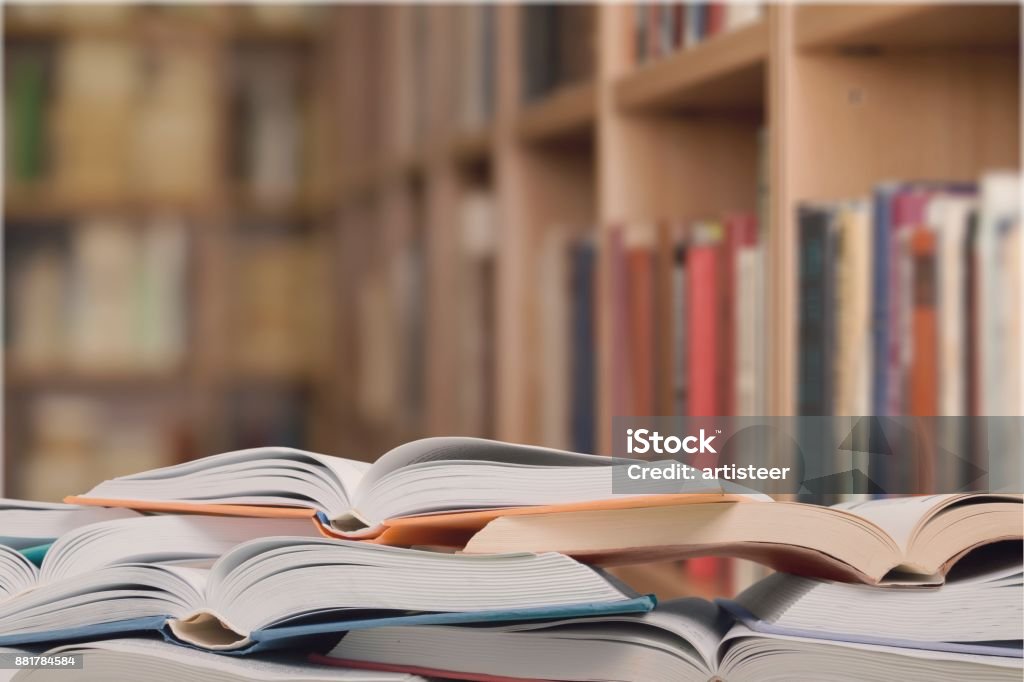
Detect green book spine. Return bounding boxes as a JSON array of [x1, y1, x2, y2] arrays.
[[10, 55, 46, 182]]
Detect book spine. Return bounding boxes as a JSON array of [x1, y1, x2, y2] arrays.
[[634, 4, 648, 64], [9, 50, 48, 183], [797, 205, 835, 416], [733, 215, 760, 416], [673, 240, 688, 415], [910, 226, 939, 491], [655, 222, 677, 415], [672, 3, 686, 51], [687, 239, 719, 416], [627, 244, 656, 416], [909, 223, 939, 375], [706, 2, 725, 38], [886, 190, 931, 415], [609, 228, 631, 419], [539, 229, 571, 450], [570, 239, 597, 453], [871, 185, 897, 416]]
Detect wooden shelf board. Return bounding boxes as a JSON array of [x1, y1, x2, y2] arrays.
[[616, 21, 768, 114], [450, 127, 494, 166], [5, 367, 186, 391], [797, 4, 1020, 51], [231, 191, 332, 222], [4, 192, 222, 223], [227, 19, 323, 45], [3, 14, 228, 42], [516, 80, 597, 145]]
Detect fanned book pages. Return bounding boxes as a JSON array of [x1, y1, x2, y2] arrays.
[[0, 514, 320, 644], [316, 591, 1022, 682], [462, 493, 1023, 584], [8, 638, 424, 682], [726, 558, 1022, 656], [0, 535, 652, 652], [0, 499, 139, 550], [67, 437, 735, 540]]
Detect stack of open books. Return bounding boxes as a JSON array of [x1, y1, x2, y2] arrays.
[[2, 437, 1021, 680]]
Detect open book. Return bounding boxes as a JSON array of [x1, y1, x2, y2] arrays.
[[728, 556, 1022, 655], [67, 437, 726, 539], [318, 572, 1023, 682], [0, 499, 138, 550], [0, 513, 318, 601], [463, 493, 1023, 584], [8, 638, 423, 682], [0, 533, 651, 652]]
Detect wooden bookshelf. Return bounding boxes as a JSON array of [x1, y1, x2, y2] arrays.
[[615, 20, 768, 113], [2, 6, 342, 495], [795, 3, 1020, 51], [516, 80, 598, 144], [450, 128, 494, 167], [3, 3, 1020, 509]]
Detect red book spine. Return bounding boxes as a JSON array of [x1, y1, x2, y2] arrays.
[[706, 2, 726, 37], [628, 247, 655, 416], [687, 244, 719, 416], [887, 190, 931, 415]]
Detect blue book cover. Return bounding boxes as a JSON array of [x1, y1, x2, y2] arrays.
[[570, 239, 597, 454], [0, 596, 656, 653], [870, 183, 899, 419], [18, 543, 51, 568]]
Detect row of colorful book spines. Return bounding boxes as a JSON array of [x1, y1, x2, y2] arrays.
[[795, 178, 1020, 419], [633, 2, 763, 63], [548, 215, 761, 450], [606, 216, 762, 420]]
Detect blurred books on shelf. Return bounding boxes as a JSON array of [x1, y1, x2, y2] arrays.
[[52, 37, 138, 203], [231, 44, 306, 205], [456, 189, 498, 438], [6, 217, 189, 375], [4, 42, 52, 188], [134, 41, 218, 202], [521, 4, 596, 103], [633, 2, 763, 63], [797, 172, 1022, 420], [537, 228, 597, 454], [607, 215, 763, 422], [454, 5, 495, 134], [231, 224, 322, 379], [16, 395, 180, 502]]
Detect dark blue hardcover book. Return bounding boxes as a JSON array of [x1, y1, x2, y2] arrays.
[[797, 204, 836, 417], [0, 597, 657, 654], [870, 184, 900, 418], [570, 238, 597, 454]]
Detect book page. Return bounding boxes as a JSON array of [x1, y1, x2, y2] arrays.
[[832, 495, 957, 552]]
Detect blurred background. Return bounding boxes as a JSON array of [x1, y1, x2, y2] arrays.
[[2, 0, 1020, 560]]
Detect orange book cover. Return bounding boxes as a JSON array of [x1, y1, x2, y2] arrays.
[[67, 492, 751, 547], [627, 245, 655, 416]]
